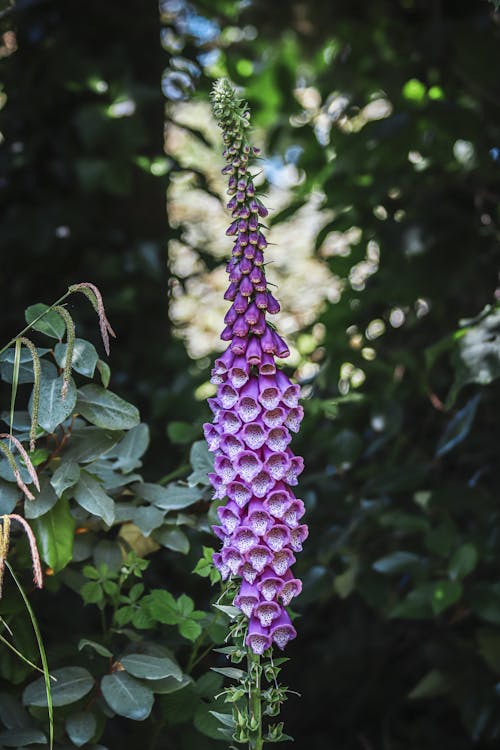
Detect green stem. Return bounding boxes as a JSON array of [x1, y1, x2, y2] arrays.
[[0, 289, 72, 358], [247, 648, 264, 750]]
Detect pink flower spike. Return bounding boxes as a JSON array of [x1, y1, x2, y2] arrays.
[[283, 498, 306, 528], [218, 383, 238, 409], [290, 524, 309, 552], [213, 552, 230, 581], [251, 469, 274, 499], [221, 546, 243, 576], [284, 406, 304, 433], [257, 567, 284, 602], [218, 501, 242, 534], [259, 353, 276, 376], [271, 548, 296, 576], [219, 410, 242, 435], [264, 524, 291, 552], [264, 487, 292, 519], [231, 525, 259, 554], [262, 407, 287, 428], [247, 544, 273, 573], [267, 426, 292, 452], [240, 422, 268, 450], [226, 481, 251, 508], [234, 581, 259, 618], [246, 336, 263, 365], [235, 451, 262, 482]]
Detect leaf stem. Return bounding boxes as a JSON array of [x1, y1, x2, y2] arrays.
[[248, 648, 264, 750], [0, 289, 72, 358]]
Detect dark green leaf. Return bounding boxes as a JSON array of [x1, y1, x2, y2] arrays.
[[107, 423, 150, 471], [0, 479, 19, 514], [436, 395, 481, 457], [449, 543, 478, 580], [25, 475, 58, 519], [372, 551, 423, 574], [63, 426, 123, 462], [65, 711, 97, 747], [431, 580, 462, 615], [120, 654, 182, 681], [55, 339, 99, 377], [134, 482, 201, 511], [25, 303, 66, 339], [0, 727, 47, 746], [78, 639, 113, 658], [100, 672, 154, 721], [23, 666, 94, 707], [153, 527, 190, 554], [188, 441, 213, 486], [50, 460, 81, 497], [73, 472, 115, 526], [32, 497, 75, 572], [32, 375, 77, 433], [76, 385, 140, 430]]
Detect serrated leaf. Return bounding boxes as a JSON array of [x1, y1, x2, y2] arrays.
[[23, 666, 94, 707], [120, 654, 182, 681], [31, 375, 77, 433], [65, 711, 97, 747], [25, 303, 66, 339], [76, 385, 139, 430], [73, 471, 115, 526], [32, 497, 75, 572], [179, 620, 202, 641], [101, 672, 153, 721]]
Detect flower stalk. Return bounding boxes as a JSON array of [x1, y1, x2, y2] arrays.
[[207, 78, 306, 747]]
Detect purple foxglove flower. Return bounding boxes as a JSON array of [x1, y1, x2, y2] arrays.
[[208, 79, 307, 654], [246, 617, 272, 655]]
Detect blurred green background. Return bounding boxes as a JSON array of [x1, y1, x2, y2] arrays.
[[2, 0, 500, 747]]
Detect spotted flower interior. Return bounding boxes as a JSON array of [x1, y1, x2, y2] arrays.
[[207, 80, 308, 655]]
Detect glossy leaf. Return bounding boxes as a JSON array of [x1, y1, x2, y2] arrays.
[[76, 385, 140, 430]]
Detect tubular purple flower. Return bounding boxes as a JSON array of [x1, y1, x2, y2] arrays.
[[209, 79, 307, 654]]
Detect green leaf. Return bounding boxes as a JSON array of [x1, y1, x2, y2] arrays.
[[135, 482, 201, 511], [101, 672, 154, 721], [211, 667, 245, 680], [50, 460, 81, 497], [73, 471, 115, 526], [25, 303, 66, 339], [107, 423, 150, 471], [64, 426, 123, 463], [25, 475, 58, 519], [195, 704, 233, 740], [65, 711, 97, 747], [145, 591, 179, 624], [372, 551, 423, 574], [96, 359, 111, 388], [0, 694, 32, 729], [449, 543, 478, 580], [120, 654, 182, 681], [0, 478, 19, 514], [436, 394, 481, 457], [54, 339, 99, 377], [32, 375, 77, 433], [147, 674, 191, 694], [153, 527, 190, 554], [0, 728, 47, 746], [134, 506, 165, 536], [469, 584, 500, 624], [431, 580, 462, 615], [23, 666, 94, 707], [408, 669, 449, 699], [76, 384, 140, 430], [78, 639, 113, 658], [188, 441, 213, 486], [167, 421, 200, 445], [32, 497, 75, 572]]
